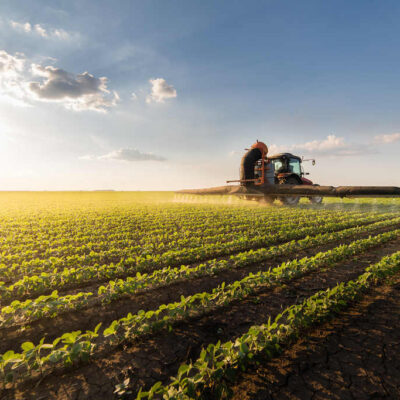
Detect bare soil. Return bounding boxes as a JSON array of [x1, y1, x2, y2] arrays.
[[3, 236, 400, 399], [231, 276, 400, 400]]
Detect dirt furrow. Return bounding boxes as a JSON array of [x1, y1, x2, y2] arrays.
[[230, 276, 400, 400], [4, 237, 400, 400]]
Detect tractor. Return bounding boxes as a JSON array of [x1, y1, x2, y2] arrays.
[[231, 141, 322, 205], [178, 140, 400, 202]]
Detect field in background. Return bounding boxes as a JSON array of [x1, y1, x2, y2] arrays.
[[1, 190, 399, 210], [0, 192, 400, 399]]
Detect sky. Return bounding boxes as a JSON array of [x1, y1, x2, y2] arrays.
[[0, 0, 400, 190]]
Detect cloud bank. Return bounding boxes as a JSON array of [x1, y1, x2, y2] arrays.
[[29, 64, 119, 111], [82, 148, 166, 162], [0, 50, 25, 78], [0, 50, 27, 102], [146, 78, 177, 103], [268, 131, 400, 159], [0, 50, 118, 112], [0, 51, 178, 110], [269, 135, 367, 157], [374, 133, 400, 144]]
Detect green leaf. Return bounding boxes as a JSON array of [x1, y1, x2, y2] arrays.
[[2, 350, 16, 361], [21, 342, 35, 352], [177, 363, 190, 377], [94, 322, 102, 334]]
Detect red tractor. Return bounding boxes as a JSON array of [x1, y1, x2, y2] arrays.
[[234, 140, 322, 205], [178, 140, 400, 200]]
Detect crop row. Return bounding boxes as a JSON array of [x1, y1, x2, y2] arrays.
[[1, 208, 354, 256], [0, 206, 332, 247], [0, 215, 338, 283], [0, 214, 284, 256], [0, 213, 390, 301], [2, 216, 400, 328], [0, 206, 322, 246], [139, 250, 400, 399], [1, 207, 364, 256], [0, 230, 397, 385], [0, 210, 356, 275]]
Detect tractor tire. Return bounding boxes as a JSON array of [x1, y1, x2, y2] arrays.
[[309, 185, 323, 204], [279, 176, 300, 206], [263, 195, 275, 205], [309, 196, 323, 204], [243, 195, 259, 201]]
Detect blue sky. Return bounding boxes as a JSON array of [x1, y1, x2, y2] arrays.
[[0, 0, 399, 190]]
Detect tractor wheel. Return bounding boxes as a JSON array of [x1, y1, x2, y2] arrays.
[[309, 185, 323, 204], [279, 176, 300, 206], [263, 195, 275, 205], [309, 196, 323, 204], [243, 195, 261, 201]]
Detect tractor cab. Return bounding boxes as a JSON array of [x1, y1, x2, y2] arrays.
[[267, 153, 312, 185]]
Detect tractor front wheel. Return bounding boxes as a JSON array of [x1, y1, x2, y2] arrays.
[[309, 185, 323, 204], [279, 177, 300, 206], [309, 196, 323, 204]]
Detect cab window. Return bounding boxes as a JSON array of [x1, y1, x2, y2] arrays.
[[288, 158, 301, 175], [271, 159, 283, 172]]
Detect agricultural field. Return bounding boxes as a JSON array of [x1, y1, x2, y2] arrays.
[[1, 191, 400, 399]]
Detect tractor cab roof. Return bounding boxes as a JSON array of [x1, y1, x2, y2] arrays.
[[268, 153, 302, 162]]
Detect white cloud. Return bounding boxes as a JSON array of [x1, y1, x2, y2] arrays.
[[10, 20, 32, 33], [146, 78, 177, 103], [0, 50, 27, 101], [100, 148, 166, 161], [270, 133, 400, 158], [294, 135, 346, 153], [9, 20, 72, 40], [269, 135, 367, 157], [79, 154, 96, 160], [28, 64, 119, 111], [82, 148, 166, 162], [0, 50, 25, 77], [267, 144, 287, 155], [0, 50, 118, 112], [34, 24, 48, 37], [374, 133, 400, 144], [53, 29, 70, 40]]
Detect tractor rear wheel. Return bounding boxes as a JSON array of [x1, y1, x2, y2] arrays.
[[279, 176, 300, 206], [263, 195, 275, 205]]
